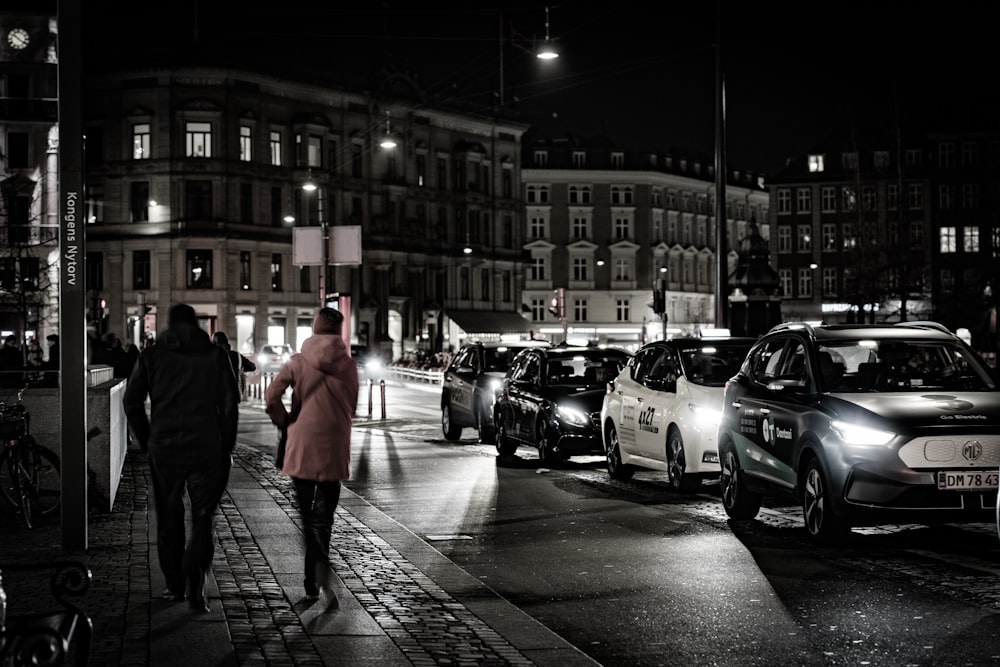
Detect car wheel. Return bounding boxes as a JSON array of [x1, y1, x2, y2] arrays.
[[666, 429, 701, 493], [495, 415, 517, 456], [442, 404, 462, 441], [477, 401, 496, 444], [605, 423, 634, 480], [719, 446, 762, 520], [537, 423, 565, 465], [802, 456, 850, 542]]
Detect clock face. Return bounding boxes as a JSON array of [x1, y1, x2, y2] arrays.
[[7, 28, 29, 50]]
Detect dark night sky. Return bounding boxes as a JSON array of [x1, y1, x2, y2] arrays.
[[84, 1, 998, 177]]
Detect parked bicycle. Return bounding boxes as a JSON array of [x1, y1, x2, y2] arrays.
[[0, 388, 61, 529]]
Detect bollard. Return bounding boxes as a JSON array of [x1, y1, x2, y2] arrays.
[[367, 377, 374, 418], [380, 379, 386, 419]]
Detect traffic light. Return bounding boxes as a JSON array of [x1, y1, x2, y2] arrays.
[[548, 288, 565, 319], [652, 279, 666, 314]]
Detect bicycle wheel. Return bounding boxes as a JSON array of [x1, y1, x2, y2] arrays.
[[15, 448, 33, 529], [24, 440, 61, 517]]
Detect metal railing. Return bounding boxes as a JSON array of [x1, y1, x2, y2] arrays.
[[387, 366, 444, 384]]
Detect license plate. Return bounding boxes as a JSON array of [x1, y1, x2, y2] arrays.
[[936, 470, 1000, 491]]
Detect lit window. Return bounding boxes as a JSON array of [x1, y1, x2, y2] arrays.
[[270, 131, 282, 166], [240, 126, 252, 162], [808, 154, 824, 172], [939, 226, 956, 253], [132, 123, 150, 160], [185, 122, 212, 158]]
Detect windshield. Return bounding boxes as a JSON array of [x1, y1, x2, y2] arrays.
[[679, 341, 755, 387], [483, 346, 534, 372], [545, 351, 627, 386], [819, 339, 996, 392]]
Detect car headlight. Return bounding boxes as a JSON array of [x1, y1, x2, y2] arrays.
[[688, 403, 722, 427], [555, 405, 589, 427], [487, 378, 503, 394], [829, 419, 895, 446], [257, 354, 267, 365], [365, 358, 383, 372]]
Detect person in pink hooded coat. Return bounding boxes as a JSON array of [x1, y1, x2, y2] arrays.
[[264, 307, 359, 610]]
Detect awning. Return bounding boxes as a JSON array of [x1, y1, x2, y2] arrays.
[[445, 309, 533, 335]]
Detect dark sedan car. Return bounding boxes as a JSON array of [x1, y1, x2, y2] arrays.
[[494, 345, 630, 462]]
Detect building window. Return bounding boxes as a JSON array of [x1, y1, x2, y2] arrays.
[[529, 215, 546, 239], [842, 187, 856, 212], [133, 250, 150, 289], [961, 141, 979, 167], [820, 186, 836, 213], [777, 188, 791, 214], [86, 252, 104, 290], [533, 150, 548, 167], [963, 226, 979, 252], [526, 185, 549, 203], [186, 249, 212, 288], [777, 225, 792, 253], [779, 268, 791, 297], [798, 268, 813, 298], [568, 185, 592, 204], [610, 152, 624, 169], [616, 298, 630, 322], [19, 257, 39, 290], [908, 183, 924, 209], [796, 188, 811, 213], [572, 151, 586, 168], [529, 256, 546, 281], [502, 215, 513, 249], [571, 215, 588, 239], [130, 181, 150, 222], [240, 251, 251, 289], [614, 257, 631, 281], [307, 135, 322, 168], [910, 220, 923, 245], [132, 123, 150, 159], [352, 143, 364, 177], [416, 154, 426, 187], [822, 223, 836, 251], [822, 268, 837, 296], [240, 182, 253, 224], [994, 225, 1000, 259], [886, 184, 898, 211], [530, 298, 546, 322], [938, 142, 955, 168], [614, 216, 631, 239], [460, 266, 470, 299], [185, 180, 213, 219], [270, 131, 282, 166], [938, 185, 952, 210], [185, 121, 212, 157], [572, 257, 588, 281], [271, 253, 283, 291], [573, 298, 588, 321], [904, 149, 921, 167], [480, 268, 490, 300], [862, 185, 877, 212], [961, 183, 979, 210], [436, 156, 447, 188], [85, 184, 104, 224], [652, 188, 663, 207], [501, 271, 512, 301], [873, 151, 889, 168], [270, 186, 282, 226], [797, 224, 811, 253], [808, 154, 824, 172], [6, 132, 28, 168], [842, 223, 855, 249], [502, 167, 513, 197], [939, 226, 957, 253], [841, 152, 858, 170]]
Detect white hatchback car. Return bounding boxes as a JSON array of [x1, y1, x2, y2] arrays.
[[600, 337, 756, 492]]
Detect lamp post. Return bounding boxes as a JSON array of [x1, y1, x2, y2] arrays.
[[302, 176, 327, 306], [498, 8, 559, 107]]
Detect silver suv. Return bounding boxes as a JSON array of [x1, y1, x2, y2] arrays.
[[717, 321, 1000, 541]]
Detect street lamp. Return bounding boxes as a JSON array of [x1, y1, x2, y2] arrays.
[[498, 8, 560, 106]]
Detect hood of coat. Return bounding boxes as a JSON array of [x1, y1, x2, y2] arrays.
[[157, 322, 214, 354], [300, 333, 355, 376]]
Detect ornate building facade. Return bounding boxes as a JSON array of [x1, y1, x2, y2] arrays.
[[82, 65, 532, 359], [521, 135, 769, 350]]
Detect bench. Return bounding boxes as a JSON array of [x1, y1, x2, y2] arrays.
[[0, 560, 92, 666]]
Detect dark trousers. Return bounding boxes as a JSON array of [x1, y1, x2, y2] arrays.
[[149, 453, 231, 592], [292, 478, 342, 587]]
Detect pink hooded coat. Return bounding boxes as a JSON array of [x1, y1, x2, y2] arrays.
[[264, 333, 359, 481]]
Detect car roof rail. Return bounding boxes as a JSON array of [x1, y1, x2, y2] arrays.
[[768, 321, 817, 336], [894, 320, 954, 335]]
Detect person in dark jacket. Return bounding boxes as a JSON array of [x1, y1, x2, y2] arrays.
[[212, 331, 256, 401], [264, 307, 358, 611], [123, 303, 239, 613]]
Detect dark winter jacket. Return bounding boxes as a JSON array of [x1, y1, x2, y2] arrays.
[[123, 321, 239, 465]]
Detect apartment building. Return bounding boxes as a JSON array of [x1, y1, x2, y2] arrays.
[[521, 135, 769, 350]]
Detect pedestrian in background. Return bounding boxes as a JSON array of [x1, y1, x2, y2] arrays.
[[123, 303, 239, 613], [0, 335, 23, 389], [212, 331, 256, 402], [264, 307, 358, 611], [40, 334, 59, 387]]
